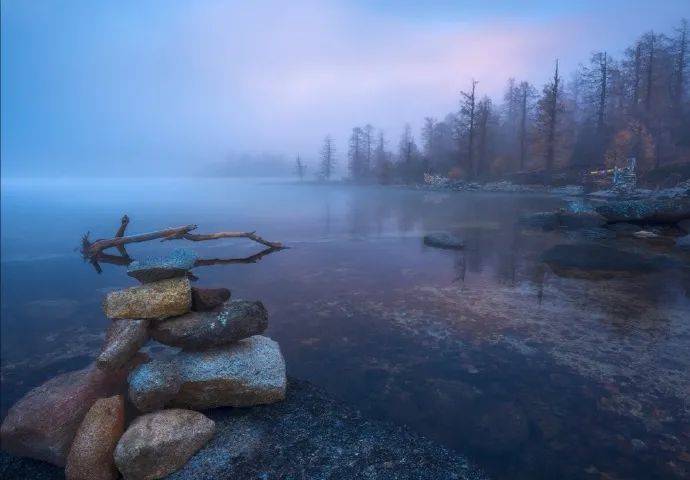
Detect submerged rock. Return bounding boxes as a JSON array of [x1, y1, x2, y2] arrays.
[[126, 248, 198, 284], [423, 232, 464, 250], [97, 319, 149, 370], [0, 363, 130, 466], [172, 335, 286, 409], [541, 244, 662, 279], [679, 219, 690, 234], [103, 277, 191, 320], [676, 235, 690, 251], [114, 409, 214, 480], [128, 359, 182, 413], [150, 300, 268, 349], [191, 287, 231, 312], [65, 395, 125, 480], [1, 379, 487, 480], [520, 210, 606, 231], [469, 402, 529, 454], [595, 197, 690, 224]]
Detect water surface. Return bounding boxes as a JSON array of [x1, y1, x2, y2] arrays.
[[2, 178, 689, 479]]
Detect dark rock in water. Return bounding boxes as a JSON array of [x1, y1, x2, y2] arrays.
[[520, 210, 606, 231], [606, 222, 643, 234], [565, 227, 615, 241], [469, 402, 529, 454], [128, 359, 182, 413], [541, 244, 664, 279], [127, 248, 198, 283], [676, 235, 690, 251], [0, 363, 132, 466], [0, 379, 486, 480], [595, 197, 690, 224], [65, 395, 124, 480], [97, 319, 149, 371], [679, 219, 690, 234], [103, 277, 191, 320], [114, 409, 215, 480], [151, 300, 267, 349], [191, 287, 231, 312], [423, 232, 464, 249]]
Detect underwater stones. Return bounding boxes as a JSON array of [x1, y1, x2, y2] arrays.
[[0, 364, 129, 466], [520, 210, 606, 231], [128, 360, 182, 413], [172, 336, 286, 409], [541, 244, 660, 279], [469, 402, 529, 454], [191, 287, 231, 312], [595, 196, 690, 224], [150, 300, 268, 350], [423, 232, 464, 250], [114, 409, 214, 480], [104, 277, 191, 320], [97, 319, 150, 370], [126, 248, 198, 284], [65, 395, 125, 480]]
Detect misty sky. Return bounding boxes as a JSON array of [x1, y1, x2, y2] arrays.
[[2, 0, 688, 177]]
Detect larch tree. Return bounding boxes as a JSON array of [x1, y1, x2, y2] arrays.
[[294, 154, 306, 181], [319, 135, 336, 181]]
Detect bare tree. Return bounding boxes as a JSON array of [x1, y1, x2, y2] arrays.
[[294, 154, 306, 181], [518, 81, 537, 170], [537, 60, 563, 173], [319, 135, 336, 181], [459, 80, 478, 177]]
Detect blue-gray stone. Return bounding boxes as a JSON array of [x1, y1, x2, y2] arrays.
[[676, 235, 690, 251], [127, 249, 198, 284], [595, 197, 690, 224], [423, 232, 464, 250]]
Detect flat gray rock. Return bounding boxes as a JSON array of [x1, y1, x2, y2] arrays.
[[150, 300, 268, 350], [0, 379, 486, 480], [127, 248, 198, 284]]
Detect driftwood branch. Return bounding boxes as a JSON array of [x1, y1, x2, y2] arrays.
[[81, 215, 285, 261], [193, 247, 283, 266]]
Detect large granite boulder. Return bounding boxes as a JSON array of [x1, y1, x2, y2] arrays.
[[114, 409, 214, 480], [150, 300, 268, 350], [128, 360, 182, 413], [97, 319, 149, 370], [65, 395, 125, 480], [127, 249, 198, 284], [423, 232, 464, 250], [104, 278, 191, 320], [595, 196, 690, 224], [1, 379, 487, 480], [0, 364, 131, 466], [191, 287, 231, 312]]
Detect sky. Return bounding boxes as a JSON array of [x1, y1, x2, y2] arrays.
[[1, 0, 689, 177]]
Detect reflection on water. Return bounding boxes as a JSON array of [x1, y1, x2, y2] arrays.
[[1, 178, 689, 479]]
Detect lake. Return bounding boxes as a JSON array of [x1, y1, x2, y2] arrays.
[[1, 178, 689, 479]]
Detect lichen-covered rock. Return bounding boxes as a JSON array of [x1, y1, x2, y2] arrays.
[[595, 196, 690, 224], [126, 248, 198, 284], [128, 359, 182, 413], [113, 409, 214, 480], [171, 336, 286, 409], [103, 278, 191, 320], [97, 319, 149, 370], [423, 232, 464, 250], [65, 395, 125, 480], [0, 364, 130, 466], [191, 287, 231, 312], [150, 301, 267, 349]]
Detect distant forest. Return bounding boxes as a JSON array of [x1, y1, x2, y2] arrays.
[[316, 20, 690, 186]]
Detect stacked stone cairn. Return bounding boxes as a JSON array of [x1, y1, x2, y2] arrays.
[[0, 248, 287, 479]]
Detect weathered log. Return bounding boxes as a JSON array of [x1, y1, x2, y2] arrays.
[[82, 224, 198, 258]]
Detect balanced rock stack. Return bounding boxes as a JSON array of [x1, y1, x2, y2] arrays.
[[0, 248, 287, 480]]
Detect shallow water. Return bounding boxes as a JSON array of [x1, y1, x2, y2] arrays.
[[1, 178, 689, 479]]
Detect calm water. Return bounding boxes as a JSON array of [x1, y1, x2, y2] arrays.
[[2, 178, 689, 479]]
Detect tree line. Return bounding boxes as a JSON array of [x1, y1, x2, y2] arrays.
[[305, 20, 689, 184]]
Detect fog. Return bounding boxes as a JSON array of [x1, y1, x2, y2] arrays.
[[1, 0, 688, 177]]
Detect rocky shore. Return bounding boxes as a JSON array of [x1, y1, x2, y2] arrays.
[[0, 249, 287, 479]]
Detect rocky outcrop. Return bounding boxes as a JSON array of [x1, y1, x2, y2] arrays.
[[127, 248, 198, 284], [65, 395, 125, 480], [97, 319, 149, 370], [114, 409, 214, 480], [150, 301, 267, 349], [423, 232, 464, 250], [0, 364, 130, 466], [595, 196, 690, 224], [191, 287, 231, 312], [128, 360, 182, 413], [103, 277, 191, 320]]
